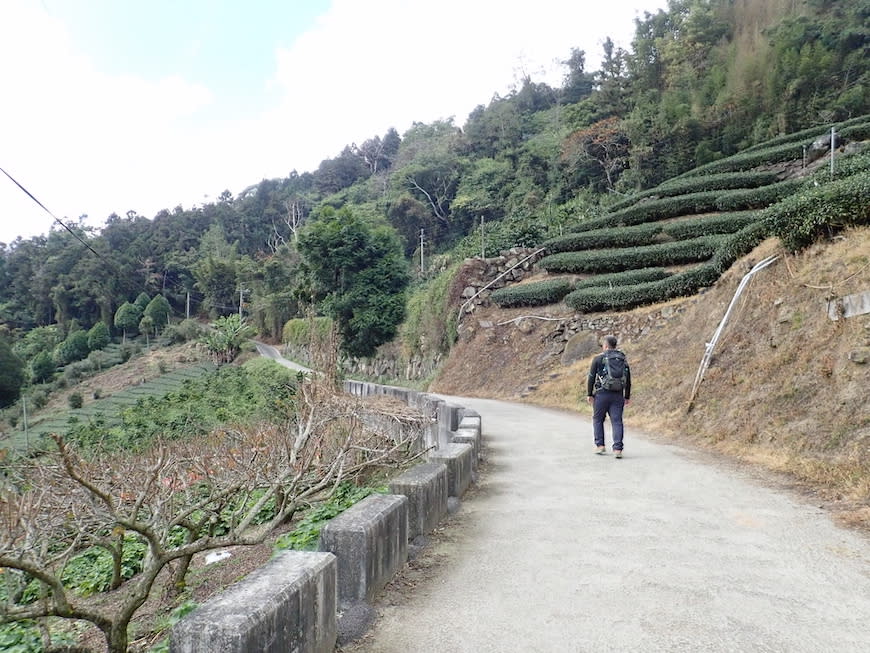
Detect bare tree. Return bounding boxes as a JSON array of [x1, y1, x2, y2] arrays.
[[267, 198, 308, 253], [0, 376, 424, 652]]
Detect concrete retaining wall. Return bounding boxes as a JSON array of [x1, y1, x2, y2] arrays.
[[428, 442, 474, 498], [170, 551, 336, 653], [388, 462, 449, 539], [319, 493, 409, 606], [173, 380, 482, 651]]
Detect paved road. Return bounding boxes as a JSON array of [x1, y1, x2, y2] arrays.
[[350, 396, 870, 652], [254, 342, 309, 372]]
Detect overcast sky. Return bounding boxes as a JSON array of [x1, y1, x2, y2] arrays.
[[0, 0, 667, 245]]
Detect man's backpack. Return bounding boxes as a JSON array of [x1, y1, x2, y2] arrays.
[[598, 350, 627, 392]]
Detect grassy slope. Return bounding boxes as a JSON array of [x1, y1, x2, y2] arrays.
[[431, 228, 870, 528]]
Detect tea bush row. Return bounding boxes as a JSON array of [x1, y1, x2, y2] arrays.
[[741, 114, 870, 153], [672, 141, 807, 179], [568, 182, 802, 233], [539, 235, 725, 274], [563, 221, 771, 312], [544, 211, 757, 253], [606, 171, 779, 213], [764, 172, 870, 251], [490, 278, 575, 308]]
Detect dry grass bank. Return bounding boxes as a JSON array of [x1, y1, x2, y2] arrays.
[[432, 228, 870, 528]]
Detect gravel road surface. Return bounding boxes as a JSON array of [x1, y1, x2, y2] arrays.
[[344, 395, 870, 653]]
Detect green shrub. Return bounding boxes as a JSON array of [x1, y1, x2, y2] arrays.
[[30, 350, 56, 383], [490, 278, 575, 308], [0, 621, 42, 652], [824, 150, 870, 180], [164, 319, 204, 344], [54, 330, 91, 366], [282, 316, 334, 348], [68, 392, 83, 409], [401, 264, 460, 354], [119, 342, 140, 362], [66, 364, 295, 452], [764, 173, 870, 251], [60, 536, 147, 597], [539, 235, 724, 274], [86, 321, 111, 351], [275, 482, 377, 551], [27, 387, 49, 409]]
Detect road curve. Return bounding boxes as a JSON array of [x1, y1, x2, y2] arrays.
[[347, 395, 870, 653], [254, 342, 309, 372]]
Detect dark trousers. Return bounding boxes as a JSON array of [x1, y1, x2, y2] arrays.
[[592, 391, 625, 451]]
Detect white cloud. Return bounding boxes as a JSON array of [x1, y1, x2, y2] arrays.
[[0, 0, 666, 244]]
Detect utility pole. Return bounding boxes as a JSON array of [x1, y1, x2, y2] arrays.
[[420, 228, 425, 276], [830, 127, 836, 179], [22, 396, 29, 452], [186, 292, 191, 320], [239, 287, 244, 317], [480, 216, 485, 258]]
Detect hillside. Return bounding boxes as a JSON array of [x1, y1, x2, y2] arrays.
[[431, 227, 870, 528]]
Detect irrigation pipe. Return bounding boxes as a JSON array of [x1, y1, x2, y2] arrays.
[[687, 254, 779, 411]]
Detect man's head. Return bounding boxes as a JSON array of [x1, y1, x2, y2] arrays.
[[602, 335, 618, 350]]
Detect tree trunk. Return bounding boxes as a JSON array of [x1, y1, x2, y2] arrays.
[[165, 554, 193, 598], [105, 624, 129, 653]]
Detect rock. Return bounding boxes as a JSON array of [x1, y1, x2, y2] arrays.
[[848, 348, 869, 364], [516, 318, 536, 334], [462, 286, 476, 298], [478, 320, 494, 329], [561, 331, 600, 366]]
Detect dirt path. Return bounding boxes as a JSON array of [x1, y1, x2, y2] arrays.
[[342, 396, 870, 653]]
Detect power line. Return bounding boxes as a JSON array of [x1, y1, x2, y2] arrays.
[[1, 165, 104, 260]]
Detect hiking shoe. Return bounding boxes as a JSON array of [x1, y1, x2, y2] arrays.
[[614, 450, 623, 459], [595, 446, 606, 455]]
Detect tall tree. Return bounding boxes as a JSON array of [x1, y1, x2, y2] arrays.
[[0, 336, 24, 408], [296, 208, 408, 358]]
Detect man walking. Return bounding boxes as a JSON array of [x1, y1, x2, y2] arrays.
[[586, 335, 631, 458]]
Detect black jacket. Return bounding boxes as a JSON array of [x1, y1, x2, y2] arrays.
[[587, 350, 631, 399]]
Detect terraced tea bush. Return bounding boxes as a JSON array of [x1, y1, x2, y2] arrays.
[[564, 263, 719, 312], [545, 211, 757, 253], [491, 278, 575, 308], [674, 141, 806, 179], [606, 171, 780, 213], [711, 220, 772, 272], [837, 121, 870, 142], [741, 114, 869, 154], [539, 235, 724, 274], [764, 173, 870, 251], [713, 179, 805, 211], [572, 267, 672, 290], [569, 190, 724, 232]]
